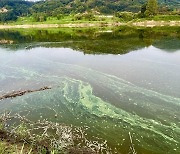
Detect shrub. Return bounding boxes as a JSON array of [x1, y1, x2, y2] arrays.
[[115, 12, 137, 21]]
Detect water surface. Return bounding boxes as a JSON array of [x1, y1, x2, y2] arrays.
[[0, 27, 180, 154]]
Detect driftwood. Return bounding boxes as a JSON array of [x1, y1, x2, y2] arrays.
[[0, 86, 51, 100]]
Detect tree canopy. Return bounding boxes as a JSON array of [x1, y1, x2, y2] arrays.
[[145, 0, 158, 17], [0, 0, 179, 22], [0, 0, 32, 22]]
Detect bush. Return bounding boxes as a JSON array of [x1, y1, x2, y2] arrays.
[[74, 12, 96, 21], [0, 11, 17, 22], [115, 12, 137, 21], [74, 13, 83, 20], [33, 13, 47, 22], [56, 14, 64, 20]]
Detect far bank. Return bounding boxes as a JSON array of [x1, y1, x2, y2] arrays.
[[0, 20, 180, 29]]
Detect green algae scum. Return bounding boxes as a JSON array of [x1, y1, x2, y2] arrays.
[[0, 27, 180, 153]]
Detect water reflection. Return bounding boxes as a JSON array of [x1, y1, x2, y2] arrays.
[[0, 26, 180, 53]]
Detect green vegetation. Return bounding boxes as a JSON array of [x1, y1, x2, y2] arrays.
[[115, 0, 179, 21], [0, 142, 33, 154], [145, 0, 158, 17], [0, 0, 179, 24], [151, 14, 180, 21], [0, 0, 32, 22], [0, 142, 16, 153], [29, 0, 179, 15], [13, 14, 118, 25], [115, 12, 138, 21]]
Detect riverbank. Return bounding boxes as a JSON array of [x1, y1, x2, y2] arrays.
[[0, 112, 107, 154], [131, 20, 180, 27], [0, 20, 179, 29], [0, 22, 121, 29]]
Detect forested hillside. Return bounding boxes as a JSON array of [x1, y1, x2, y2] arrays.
[[31, 0, 179, 14], [0, 0, 32, 21], [0, 0, 179, 22]]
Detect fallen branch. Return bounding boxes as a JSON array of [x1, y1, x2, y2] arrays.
[[0, 86, 51, 100]]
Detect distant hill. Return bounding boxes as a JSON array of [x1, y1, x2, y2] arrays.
[[0, 0, 179, 21], [31, 0, 180, 14]]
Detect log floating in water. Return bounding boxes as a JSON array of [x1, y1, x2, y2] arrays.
[[0, 86, 51, 100]]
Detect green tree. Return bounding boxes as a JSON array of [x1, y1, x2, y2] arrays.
[[33, 13, 47, 22], [141, 3, 147, 15], [144, 0, 158, 17]]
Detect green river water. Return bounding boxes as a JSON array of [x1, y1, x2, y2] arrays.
[[0, 27, 180, 154]]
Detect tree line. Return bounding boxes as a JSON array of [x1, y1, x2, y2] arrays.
[[0, 0, 179, 22]]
